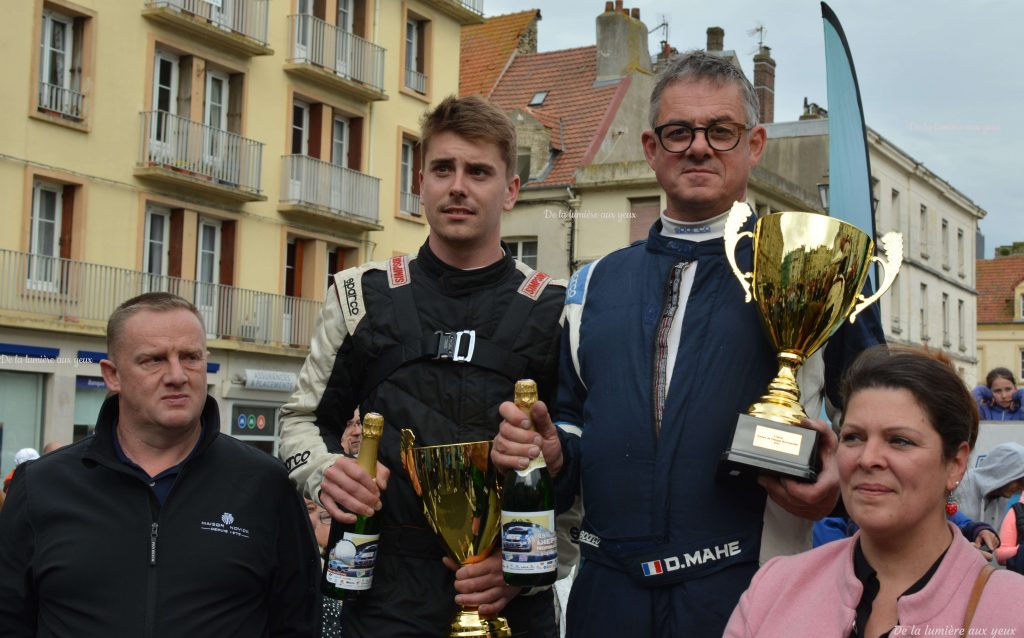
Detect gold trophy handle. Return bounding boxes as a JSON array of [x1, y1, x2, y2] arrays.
[[724, 202, 755, 303], [849, 231, 903, 323]]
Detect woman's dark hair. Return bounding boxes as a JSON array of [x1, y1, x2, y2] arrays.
[[986, 367, 1018, 389], [839, 345, 977, 457]]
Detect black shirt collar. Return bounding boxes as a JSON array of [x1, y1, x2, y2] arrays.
[[851, 539, 947, 638]]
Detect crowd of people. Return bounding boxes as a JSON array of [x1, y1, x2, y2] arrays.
[[1, 49, 1023, 638]]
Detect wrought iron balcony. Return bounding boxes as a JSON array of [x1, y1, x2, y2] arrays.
[[419, 0, 484, 24], [286, 15, 387, 101], [143, 0, 272, 56], [0, 249, 319, 349], [279, 155, 382, 230], [38, 82, 84, 120], [136, 110, 265, 201], [400, 191, 421, 216], [404, 67, 427, 95]]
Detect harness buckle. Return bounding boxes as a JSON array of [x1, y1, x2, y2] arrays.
[[435, 330, 476, 362]]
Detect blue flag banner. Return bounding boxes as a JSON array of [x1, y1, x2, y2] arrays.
[[821, 2, 876, 289]]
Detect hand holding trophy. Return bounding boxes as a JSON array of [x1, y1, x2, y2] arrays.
[[719, 202, 902, 482], [400, 429, 511, 638]]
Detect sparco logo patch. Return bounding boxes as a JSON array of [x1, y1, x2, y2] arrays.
[[518, 272, 551, 300], [578, 529, 600, 548], [640, 541, 741, 577], [342, 277, 360, 316], [388, 256, 410, 288], [284, 450, 311, 472]]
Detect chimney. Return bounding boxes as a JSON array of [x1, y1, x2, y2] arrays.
[[706, 27, 724, 52], [753, 44, 775, 124], [595, 3, 652, 82]]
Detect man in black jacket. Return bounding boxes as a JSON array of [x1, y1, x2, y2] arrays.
[[0, 293, 320, 637], [279, 95, 565, 637]]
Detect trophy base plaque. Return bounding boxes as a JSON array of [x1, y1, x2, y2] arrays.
[[719, 414, 820, 483], [451, 609, 511, 638]]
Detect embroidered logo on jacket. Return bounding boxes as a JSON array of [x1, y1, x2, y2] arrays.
[[200, 512, 251, 539], [518, 272, 551, 300], [640, 541, 741, 577], [284, 450, 311, 473], [342, 277, 360, 316], [388, 256, 411, 288]]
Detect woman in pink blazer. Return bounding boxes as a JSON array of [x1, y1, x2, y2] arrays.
[[726, 346, 1024, 637]]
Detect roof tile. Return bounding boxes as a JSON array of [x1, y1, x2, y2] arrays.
[[489, 46, 622, 187], [976, 255, 1024, 323], [460, 10, 540, 98]]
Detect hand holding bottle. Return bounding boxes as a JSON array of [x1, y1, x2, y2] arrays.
[[320, 456, 390, 524], [492, 399, 563, 477]]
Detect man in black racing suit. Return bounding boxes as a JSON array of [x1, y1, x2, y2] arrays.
[[279, 95, 565, 637]]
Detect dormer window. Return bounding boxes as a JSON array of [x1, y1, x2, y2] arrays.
[[528, 91, 548, 106]]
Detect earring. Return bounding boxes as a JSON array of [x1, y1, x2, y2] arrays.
[[946, 480, 960, 516]]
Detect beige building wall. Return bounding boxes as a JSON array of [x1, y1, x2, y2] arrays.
[[0, 0, 475, 468]]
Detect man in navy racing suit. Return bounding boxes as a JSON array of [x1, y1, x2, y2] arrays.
[[491, 50, 884, 637]]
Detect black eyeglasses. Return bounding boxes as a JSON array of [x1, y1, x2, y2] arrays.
[[653, 122, 751, 153]]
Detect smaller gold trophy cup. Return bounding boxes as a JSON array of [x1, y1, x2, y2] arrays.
[[400, 429, 511, 638], [720, 203, 902, 481]]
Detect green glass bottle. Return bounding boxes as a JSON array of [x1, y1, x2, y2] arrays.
[[501, 380, 557, 587], [321, 412, 384, 601]]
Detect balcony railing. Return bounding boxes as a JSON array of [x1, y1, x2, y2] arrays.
[[288, 15, 385, 94], [145, 0, 270, 46], [404, 67, 427, 94], [0, 249, 319, 348], [280, 155, 380, 225], [452, 0, 484, 15], [138, 110, 263, 196], [38, 82, 84, 120], [400, 190, 421, 216]]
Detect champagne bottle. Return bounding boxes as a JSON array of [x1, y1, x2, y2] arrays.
[[321, 412, 384, 601], [501, 379, 557, 586]]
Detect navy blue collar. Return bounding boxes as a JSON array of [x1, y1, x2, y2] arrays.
[[112, 418, 206, 506]]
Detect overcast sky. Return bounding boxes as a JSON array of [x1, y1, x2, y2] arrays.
[[482, 0, 1022, 258]]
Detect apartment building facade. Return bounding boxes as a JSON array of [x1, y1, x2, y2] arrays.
[[0, 0, 481, 475]]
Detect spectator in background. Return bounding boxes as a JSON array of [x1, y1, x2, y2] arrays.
[[973, 367, 1024, 420], [341, 408, 361, 458], [957, 442, 1024, 529], [42, 441, 62, 455], [0, 292, 320, 637], [3, 448, 39, 493], [996, 491, 1024, 574], [307, 497, 343, 638]]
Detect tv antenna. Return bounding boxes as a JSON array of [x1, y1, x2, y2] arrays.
[[747, 22, 766, 52]]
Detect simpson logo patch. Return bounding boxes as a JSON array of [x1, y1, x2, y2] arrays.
[[518, 272, 551, 300], [388, 256, 411, 288]]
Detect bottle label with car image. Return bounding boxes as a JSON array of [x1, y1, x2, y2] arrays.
[[500, 379, 557, 586]]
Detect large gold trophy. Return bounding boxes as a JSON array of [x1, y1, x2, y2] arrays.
[[399, 429, 511, 638], [719, 203, 902, 481]]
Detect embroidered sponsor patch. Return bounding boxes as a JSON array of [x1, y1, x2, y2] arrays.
[[578, 529, 601, 548], [518, 272, 551, 300], [387, 256, 411, 288], [200, 512, 251, 539], [283, 450, 311, 473], [565, 262, 593, 305], [641, 560, 664, 576], [639, 541, 742, 577], [342, 277, 360, 316]]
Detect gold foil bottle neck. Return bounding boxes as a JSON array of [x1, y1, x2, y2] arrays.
[[514, 379, 538, 410], [361, 412, 384, 439]]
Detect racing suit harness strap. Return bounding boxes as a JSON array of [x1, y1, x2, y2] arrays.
[[358, 276, 535, 403]]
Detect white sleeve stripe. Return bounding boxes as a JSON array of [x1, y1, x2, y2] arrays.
[[556, 422, 582, 437]]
